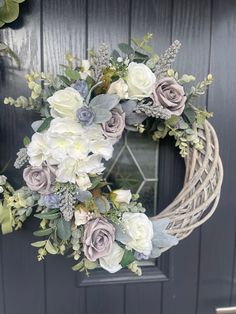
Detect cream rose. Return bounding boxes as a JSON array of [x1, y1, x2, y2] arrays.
[[112, 189, 132, 204], [80, 60, 92, 80], [127, 62, 156, 99], [74, 207, 91, 226], [47, 87, 84, 119], [99, 242, 124, 273], [107, 78, 128, 99], [76, 173, 92, 191], [0, 175, 7, 186], [116, 212, 153, 256]]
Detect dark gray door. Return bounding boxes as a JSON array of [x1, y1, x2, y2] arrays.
[[0, 0, 235, 313]]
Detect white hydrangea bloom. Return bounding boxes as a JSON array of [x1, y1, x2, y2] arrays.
[[27, 117, 114, 187]]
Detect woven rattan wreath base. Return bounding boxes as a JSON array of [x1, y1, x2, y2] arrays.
[[153, 120, 223, 247]]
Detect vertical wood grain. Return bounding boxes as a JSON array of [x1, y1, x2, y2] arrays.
[[197, 1, 236, 313], [42, 1, 87, 313], [0, 237, 5, 314], [125, 1, 172, 313], [0, 1, 45, 314], [86, 0, 130, 312], [43, 0, 86, 74], [161, 1, 212, 314]]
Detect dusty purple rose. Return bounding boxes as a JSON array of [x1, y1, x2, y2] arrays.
[[83, 217, 115, 262], [23, 165, 55, 194], [77, 106, 95, 126], [153, 77, 186, 116], [43, 193, 60, 208], [102, 107, 125, 138]]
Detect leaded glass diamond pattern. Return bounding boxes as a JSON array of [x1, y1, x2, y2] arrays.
[[105, 131, 159, 215]]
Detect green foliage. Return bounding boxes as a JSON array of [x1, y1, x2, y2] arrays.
[[33, 227, 54, 237], [37, 117, 53, 132], [183, 107, 197, 125], [23, 136, 30, 146], [118, 43, 134, 55], [56, 218, 71, 241], [187, 74, 213, 103], [120, 250, 135, 267], [31, 240, 47, 248], [132, 33, 154, 54], [0, 0, 26, 27], [57, 75, 71, 86], [65, 67, 80, 81], [45, 239, 58, 255], [0, 42, 20, 67], [34, 211, 61, 220]]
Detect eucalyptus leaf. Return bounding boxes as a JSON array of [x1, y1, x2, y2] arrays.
[[45, 240, 58, 255], [31, 240, 47, 248], [23, 136, 30, 146], [133, 51, 149, 63], [65, 67, 80, 81], [111, 49, 121, 59], [118, 43, 134, 55], [34, 212, 61, 220], [72, 260, 84, 271], [33, 227, 54, 237], [56, 218, 71, 241], [12, 0, 26, 3], [57, 75, 71, 86], [125, 112, 146, 126], [84, 259, 98, 270], [183, 107, 196, 124], [165, 115, 180, 127]]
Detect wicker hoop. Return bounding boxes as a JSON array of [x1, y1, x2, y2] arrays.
[[152, 120, 223, 246]]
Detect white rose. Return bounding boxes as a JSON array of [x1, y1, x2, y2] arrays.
[[0, 175, 7, 185], [99, 242, 124, 273], [47, 87, 84, 118], [112, 189, 132, 204], [126, 62, 156, 99], [0, 187, 4, 193], [80, 60, 92, 80], [117, 212, 153, 256], [107, 78, 128, 99], [76, 173, 92, 191]]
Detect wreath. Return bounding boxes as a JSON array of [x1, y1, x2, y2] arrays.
[[0, 34, 223, 276]]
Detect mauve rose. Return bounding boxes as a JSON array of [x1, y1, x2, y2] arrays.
[[23, 165, 55, 194], [153, 77, 186, 116], [83, 217, 115, 262], [102, 107, 125, 138]]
